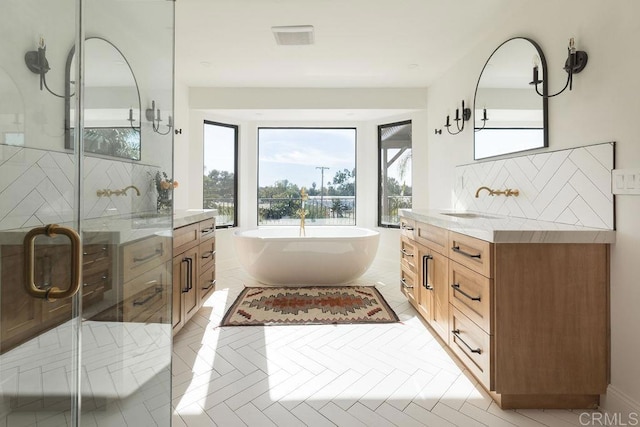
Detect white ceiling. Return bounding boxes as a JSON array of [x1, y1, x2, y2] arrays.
[[175, 0, 520, 119]]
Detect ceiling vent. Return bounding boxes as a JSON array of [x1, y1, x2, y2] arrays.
[[271, 25, 315, 46]]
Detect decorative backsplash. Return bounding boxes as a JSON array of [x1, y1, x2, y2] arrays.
[[0, 145, 158, 230], [453, 142, 614, 229]]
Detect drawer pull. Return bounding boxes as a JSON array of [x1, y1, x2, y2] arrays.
[[401, 278, 414, 289], [451, 283, 481, 301], [133, 248, 163, 263], [201, 226, 215, 234], [202, 279, 216, 291], [451, 245, 481, 259], [400, 248, 414, 257], [201, 250, 216, 259], [452, 329, 482, 354], [83, 246, 107, 256], [423, 254, 433, 290], [133, 286, 163, 306], [401, 223, 414, 231]]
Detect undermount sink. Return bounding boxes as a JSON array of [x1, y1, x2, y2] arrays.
[[130, 212, 171, 228], [440, 212, 499, 219]]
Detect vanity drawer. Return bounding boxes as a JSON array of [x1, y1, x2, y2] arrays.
[[174, 223, 200, 253], [121, 234, 171, 283], [449, 306, 492, 389], [123, 261, 170, 323], [199, 238, 216, 273], [399, 217, 415, 239], [449, 232, 493, 278], [400, 264, 417, 304], [400, 235, 417, 272], [449, 261, 492, 333], [199, 265, 216, 303], [199, 218, 216, 242], [415, 222, 448, 255]]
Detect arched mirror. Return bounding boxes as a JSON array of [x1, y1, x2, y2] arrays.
[[0, 67, 24, 147], [65, 37, 141, 160], [474, 37, 548, 160]]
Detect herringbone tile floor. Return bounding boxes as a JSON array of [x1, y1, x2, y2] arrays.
[[172, 258, 595, 427]]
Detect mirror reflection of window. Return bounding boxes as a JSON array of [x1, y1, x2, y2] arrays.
[[378, 121, 412, 227], [474, 37, 548, 160], [0, 67, 25, 148], [66, 38, 141, 160]]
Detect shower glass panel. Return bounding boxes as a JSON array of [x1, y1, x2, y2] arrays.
[[0, 0, 174, 425]]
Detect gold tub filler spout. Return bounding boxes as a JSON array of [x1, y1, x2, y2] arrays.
[[297, 187, 308, 237], [97, 185, 141, 197], [475, 186, 520, 198]]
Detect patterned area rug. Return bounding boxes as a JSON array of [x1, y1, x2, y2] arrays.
[[221, 286, 399, 326]]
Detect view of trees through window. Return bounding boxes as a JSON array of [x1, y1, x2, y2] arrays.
[[203, 121, 237, 227], [258, 128, 356, 226], [379, 121, 412, 227]]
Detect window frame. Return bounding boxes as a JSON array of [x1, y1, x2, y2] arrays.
[[257, 126, 357, 227], [378, 120, 412, 228], [203, 120, 239, 228]]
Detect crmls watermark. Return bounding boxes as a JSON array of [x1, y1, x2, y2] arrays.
[[579, 412, 639, 426]]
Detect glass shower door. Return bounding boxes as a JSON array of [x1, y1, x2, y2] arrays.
[[1, 0, 83, 424], [1, 0, 175, 425]]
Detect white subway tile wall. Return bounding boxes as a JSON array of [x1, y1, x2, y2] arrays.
[[0, 145, 158, 230], [454, 142, 614, 229]]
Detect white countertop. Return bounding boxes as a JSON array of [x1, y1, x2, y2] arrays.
[[399, 209, 616, 244], [0, 209, 217, 245], [173, 209, 217, 229]]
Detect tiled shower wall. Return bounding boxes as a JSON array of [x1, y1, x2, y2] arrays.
[[0, 145, 159, 230], [453, 142, 614, 229]]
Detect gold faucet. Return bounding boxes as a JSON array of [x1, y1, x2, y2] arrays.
[[475, 186, 519, 198], [298, 187, 308, 237], [97, 185, 141, 197], [121, 185, 141, 196]]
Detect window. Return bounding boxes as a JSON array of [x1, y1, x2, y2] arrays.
[[378, 120, 412, 227], [203, 121, 238, 227], [258, 128, 356, 226]]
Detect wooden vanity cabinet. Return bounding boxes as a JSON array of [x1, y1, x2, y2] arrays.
[[401, 221, 450, 343], [400, 219, 610, 409], [1, 235, 114, 353], [172, 217, 215, 335]]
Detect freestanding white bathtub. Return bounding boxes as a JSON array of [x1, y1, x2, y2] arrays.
[[232, 226, 380, 285]]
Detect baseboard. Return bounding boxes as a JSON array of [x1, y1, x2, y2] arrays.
[[600, 385, 640, 418]]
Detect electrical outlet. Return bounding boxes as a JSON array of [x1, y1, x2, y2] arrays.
[[612, 169, 640, 195]]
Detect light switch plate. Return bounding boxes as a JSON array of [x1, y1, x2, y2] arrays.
[[612, 169, 640, 195]]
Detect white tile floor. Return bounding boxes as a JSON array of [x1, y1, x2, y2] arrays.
[[172, 257, 599, 427]]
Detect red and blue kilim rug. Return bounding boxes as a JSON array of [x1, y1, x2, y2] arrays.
[[220, 286, 399, 326]]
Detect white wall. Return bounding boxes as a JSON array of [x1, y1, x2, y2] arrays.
[[425, 0, 640, 414]]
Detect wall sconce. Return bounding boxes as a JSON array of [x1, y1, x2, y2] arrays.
[[25, 36, 68, 98], [146, 100, 173, 135], [474, 108, 488, 132], [127, 108, 140, 132], [444, 100, 471, 135], [531, 37, 588, 98]]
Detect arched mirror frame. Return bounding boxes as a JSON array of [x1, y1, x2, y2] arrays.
[[64, 37, 141, 160], [473, 37, 549, 160]]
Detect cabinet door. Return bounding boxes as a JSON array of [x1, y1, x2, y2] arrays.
[[416, 245, 433, 322], [182, 247, 200, 323], [416, 244, 449, 342], [428, 249, 449, 343], [172, 255, 185, 332]]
